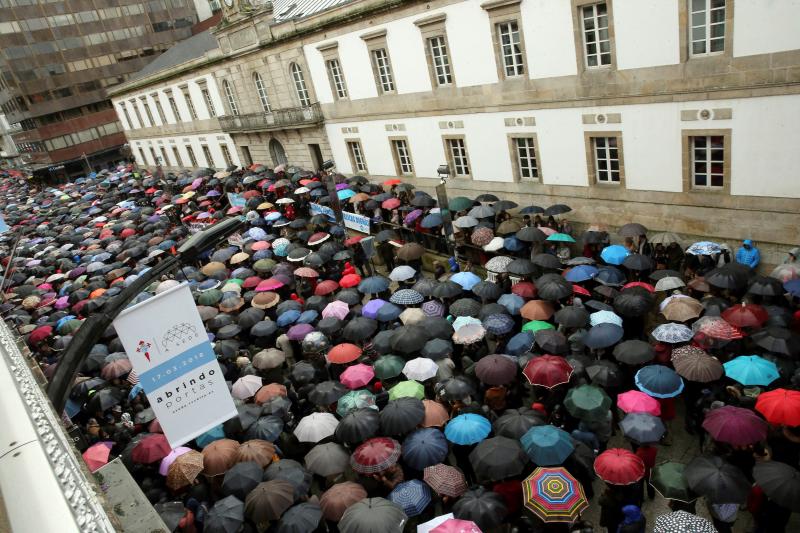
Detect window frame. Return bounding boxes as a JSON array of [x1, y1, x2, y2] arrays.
[[346, 139, 368, 173], [326, 58, 348, 99], [507, 134, 542, 182], [151, 95, 167, 124], [200, 144, 214, 168], [415, 14, 455, 88], [129, 99, 144, 128], [171, 145, 183, 167], [689, 0, 727, 57], [371, 48, 395, 94], [580, 2, 613, 68], [361, 30, 397, 95], [571, 0, 617, 72], [221, 144, 234, 168], [390, 137, 415, 176], [165, 90, 181, 122], [290, 63, 312, 107], [180, 86, 198, 120], [201, 88, 216, 118], [253, 72, 272, 113], [584, 131, 626, 187], [185, 145, 198, 167], [442, 135, 472, 179], [682, 129, 731, 193], [241, 145, 253, 167], [482, 0, 527, 81], [222, 80, 239, 116]]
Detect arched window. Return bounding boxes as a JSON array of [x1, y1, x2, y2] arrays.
[[253, 72, 271, 112], [269, 139, 288, 166], [290, 63, 310, 107], [222, 80, 239, 116]]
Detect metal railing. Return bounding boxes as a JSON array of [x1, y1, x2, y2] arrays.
[[218, 102, 323, 132]]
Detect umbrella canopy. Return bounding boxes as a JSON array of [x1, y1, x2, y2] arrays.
[[755, 388, 800, 426], [304, 442, 350, 477], [617, 390, 661, 416], [653, 511, 715, 533], [670, 345, 723, 383], [320, 482, 367, 522], [522, 467, 589, 523], [651, 462, 694, 503], [753, 461, 800, 512], [613, 340, 655, 365], [620, 412, 665, 444], [350, 437, 402, 474], [388, 479, 431, 517], [723, 355, 780, 386], [401, 428, 448, 470], [685, 455, 750, 503], [294, 412, 339, 442], [244, 480, 295, 523], [523, 355, 573, 388], [444, 413, 492, 445], [494, 407, 546, 439], [635, 365, 684, 398], [564, 384, 611, 421], [651, 323, 693, 343], [336, 408, 380, 445], [469, 436, 528, 482], [205, 495, 245, 533], [594, 448, 645, 485], [423, 464, 468, 498], [474, 353, 517, 385], [452, 487, 508, 531], [520, 425, 574, 466], [702, 405, 768, 446], [339, 498, 407, 533]]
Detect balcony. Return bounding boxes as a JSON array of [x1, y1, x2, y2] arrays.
[[219, 103, 323, 133]]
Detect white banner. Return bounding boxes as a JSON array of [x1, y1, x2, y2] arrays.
[[309, 203, 371, 234], [113, 283, 236, 448]]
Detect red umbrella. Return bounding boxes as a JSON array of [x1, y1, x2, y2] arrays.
[[383, 179, 402, 186], [722, 303, 768, 328], [756, 388, 800, 426], [693, 317, 744, 340], [28, 325, 53, 346], [512, 282, 537, 299], [327, 343, 362, 364], [350, 437, 401, 474], [523, 355, 573, 388], [345, 236, 363, 246], [622, 281, 654, 293], [315, 280, 340, 295], [702, 406, 768, 446], [340, 274, 361, 288], [594, 448, 645, 485], [242, 276, 263, 289], [82, 441, 113, 471], [382, 198, 401, 209], [132, 434, 171, 464], [572, 285, 591, 297]]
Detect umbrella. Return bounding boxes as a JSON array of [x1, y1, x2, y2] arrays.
[[536, 274, 573, 301], [474, 354, 517, 385], [723, 355, 779, 386], [619, 223, 647, 237], [397, 243, 425, 261], [309, 381, 347, 406], [653, 511, 715, 533], [343, 317, 378, 342], [613, 340, 655, 365], [523, 355, 573, 388], [651, 323, 693, 343], [132, 433, 171, 464], [670, 345, 723, 382], [388, 479, 431, 517], [706, 265, 750, 290], [494, 407, 545, 439], [650, 462, 693, 503], [222, 461, 263, 500], [236, 440, 276, 468], [452, 324, 485, 345], [245, 480, 295, 523], [586, 359, 623, 388], [422, 400, 450, 428], [205, 495, 245, 533], [337, 389, 376, 417], [202, 439, 241, 476], [702, 405, 768, 446], [328, 343, 362, 364], [600, 245, 629, 265], [358, 276, 391, 294], [685, 455, 750, 503], [564, 384, 611, 422], [655, 276, 686, 292], [304, 442, 350, 477], [752, 326, 800, 357], [520, 425, 574, 466], [753, 461, 800, 512], [423, 464, 468, 498], [452, 487, 508, 531], [451, 272, 481, 290], [554, 306, 589, 328], [755, 388, 800, 426], [444, 413, 491, 445], [381, 397, 425, 435], [469, 436, 528, 482], [339, 363, 375, 391], [594, 448, 645, 485], [373, 355, 405, 380], [635, 365, 684, 398], [662, 297, 703, 322], [402, 358, 438, 382], [263, 460, 312, 500], [402, 428, 448, 470], [339, 498, 407, 533], [82, 442, 113, 472], [389, 265, 416, 282], [278, 502, 322, 533], [336, 408, 380, 444], [620, 412, 665, 444], [320, 482, 367, 522], [167, 450, 205, 490], [522, 467, 589, 523], [389, 380, 425, 400], [351, 437, 402, 474], [583, 323, 624, 349], [722, 302, 768, 327], [232, 375, 263, 399], [617, 390, 661, 416], [521, 300, 555, 321], [294, 412, 339, 442]]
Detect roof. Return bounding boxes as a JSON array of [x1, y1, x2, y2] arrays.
[[129, 30, 219, 82], [272, 0, 353, 21]]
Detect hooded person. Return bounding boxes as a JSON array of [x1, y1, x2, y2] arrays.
[[735, 239, 760, 269], [617, 504, 646, 533]]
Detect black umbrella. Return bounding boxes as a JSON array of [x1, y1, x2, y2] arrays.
[[469, 437, 528, 482], [751, 326, 800, 357], [685, 455, 751, 503], [581, 231, 608, 244], [343, 317, 378, 342], [701, 297, 730, 317], [317, 317, 344, 336], [622, 253, 653, 271], [337, 289, 362, 306], [453, 487, 508, 531], [335, 408, 380, 444], [412, 278, 437, 297], [375, 229, 399, 242], [245, 416, 284, 442], [649, 269, 683, 281], [205, 495, 245, 533], [613, 290, 654, 317], [534, 329, 569, 354], [155, 502, 185, 532], [506, 258, 536, 276], [86, 387, 123, 412], [432, 280, 462, 299], [586, 360, 623, 387], [291, 361, 317, 384], [544, 204, 571, 216], [554, 306, 589, 328], [613, 340, 655, 365], [705, 265, 749, 290], [277, 502, 323, 533], [222, 461, 263, 500], [583, 323, 624, 350], [449, 298, 481, 317], [472, 281, 502, 301], [536, 273, 572, 301], [264, 459, 312, 500], [747, 275, 785, 297], [618, 223, 647, 237], [753, 461, 800, 512], [380, 398, 425, 436], [516, 226, 547, 243], [440, 376, 476, 401], [532, 254, 562, 270], [309, 381, 347, 406], [421, 338, 453, 360], [493, 407, 546, 439], [390, 325, 430, 354]]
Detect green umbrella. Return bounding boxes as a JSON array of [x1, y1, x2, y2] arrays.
[[197, 289, 223, 306], [522, 320, 555, 333], [224, 278, 245, 286], [449, 197, 474, 212], [546, 233, 576, 243], [374, 355, 405, 380], [389, 380, 425, 400], [59, 319, 83, 334], [651, 462, 694, 503], [337, 389, 377, 417], [253, 259, 277, 273], [564, 384, 611, 421]]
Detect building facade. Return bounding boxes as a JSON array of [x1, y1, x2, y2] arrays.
[[0, 0, 211, 179], [0, 113, 19, 159]]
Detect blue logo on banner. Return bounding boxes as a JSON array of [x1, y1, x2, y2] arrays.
[[0, 215, 8, 234], [138, 340, 216, 393]]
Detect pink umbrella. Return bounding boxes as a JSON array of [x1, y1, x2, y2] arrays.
[[82, 441, 113, 472], [191, 177, 203, 189], [252, 241, 270, 251], [431, 519, 482, 533], [404, 209, 423, 225], [382, 198, 401, 209], [256, 278, 284, 291], [617, 390, 661, 416], [539, 227, 557, 236], [340, 364, 375, 389], [232, 375, 263, 399], [37, 283, 53, 291], [322, 301, 349, 320], [54, 296, 70, 310], [158, 446, 194, 476]]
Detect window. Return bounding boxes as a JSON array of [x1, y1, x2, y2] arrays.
[[346, 140, 367, 173], [160, 147, 169, 166], [253, 72, 271, 112], [691, 135, 724, 188], [445, 137, 471, 177], [119, 104, 132, 129], [270, 139, 288, 167], [153, 96, 167, 124], [371, 49, 395, 93], [290, 63, 311, 107], [512, 137, 539, 180], [497, 21, 524, 77], [223, 80, 239, 116], [221, 144, 233, 168], [171, 146, 182, 167], [391, 139, 414, 175], [181, 88, 198, 120], [326, 58, 348, 99], [167, 94, 180, 122], [141, 98, 155, 126], [241, 146, 253, 167], [201, 144, 214, 167], [130, 100, 144, 128], [428, 36, 453, 86], [149, 147, 158, 165], [690, 0, 725, 56], [581, 3, 612, 67], [201, 89, 216, 117], [185, 145, 198, 167], [591, 136, 622, 184]]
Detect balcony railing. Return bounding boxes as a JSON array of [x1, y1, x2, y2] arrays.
[[218, 102, 323, 133]]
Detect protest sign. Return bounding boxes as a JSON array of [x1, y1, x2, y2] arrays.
[[0, 214, 8, 234], [227, 192, 246, 208], [309, 203, 371, 234]]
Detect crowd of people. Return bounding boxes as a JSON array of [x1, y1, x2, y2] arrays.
[[1, 160, 799, 533]]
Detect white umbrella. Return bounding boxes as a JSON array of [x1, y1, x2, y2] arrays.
[[275, 197, 295, 204], [402, 357, 439, 381], [231, 375, 263, 400], [389, 265, 416, 282], [294, 412, 339, 442], [654, 276, 686, 292], [400, 308, 426, 325]]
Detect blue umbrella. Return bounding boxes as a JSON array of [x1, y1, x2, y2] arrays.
[[196, 425, 226, 448], [564, 265, 598, 282], [337, 189, 355, 200], [520, 425, 574, 466], [248, 227, 267, 240], [445, 413, 492, 445], [601, 245, 630, 265], [595, 266, 626, 286], [583, 323, 624, 349], [388, 479, 431, 517], [421, 213, 443, 228], [376, 302, 403, 322], [503, 236, 525, 252], [245, 415, 284, 441], [785, 279, 800, 298], [265, 211, 282, 221], [483, 313, 515, 335], [590, 310, 623, 327], [362, 299, 387, 320], [507, 331, 536, 356], [635, 365, 685, 398], [277, 309, 301, 327], [358, 276, 391, 294], [451, 272, 481, 290], [297, 310, 319, 324], [498, 293, 525, 315], [686, 241, 722, 256], [723, 355, 780, 386], [402, 428, 449, 470]]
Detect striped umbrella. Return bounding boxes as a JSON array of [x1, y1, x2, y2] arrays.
[[423, 464, 468, 498], [388, 479, 431, 517], [390, 289, 425, 305], [522, 467, 588, 523], [350, 437, 401, 474]]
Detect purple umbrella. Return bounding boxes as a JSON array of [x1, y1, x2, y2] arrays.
[[207, 190, 221, 197], [159, 446, 193, 476], [404, 209, 423, 225], [363, 299, 387, 320], [422, 300, 445, 317], [287, 323, 315, 341], [191, 178, 203, 189], [335, 183, 350, 190]]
